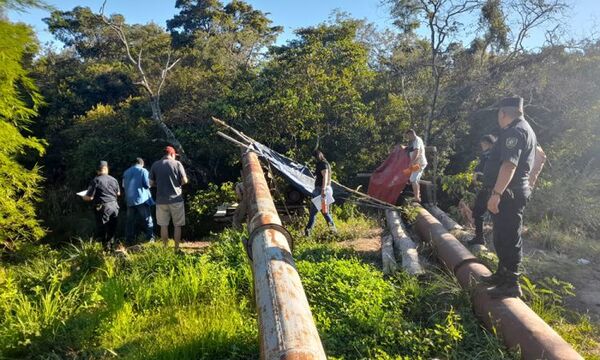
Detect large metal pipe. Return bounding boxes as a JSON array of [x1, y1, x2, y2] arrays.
[[413, 207, 582, 360], [242, 151, 327, 360]]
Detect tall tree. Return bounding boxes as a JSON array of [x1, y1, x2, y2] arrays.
[[387, 0, 482, 144], [167, 0, 282, 67], [0, 1, 46, 249], [97, 4, 211, 181]]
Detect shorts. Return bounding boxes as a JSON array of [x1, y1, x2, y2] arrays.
[[410, 165, 426, 183], [156, 202, 186, 226]]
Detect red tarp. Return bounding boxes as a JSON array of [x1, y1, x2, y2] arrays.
[[367, 146, 411, 204]]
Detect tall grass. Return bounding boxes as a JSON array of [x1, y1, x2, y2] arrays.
[[0, 216, 597, 359]]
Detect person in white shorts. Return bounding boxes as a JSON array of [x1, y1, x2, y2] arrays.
[[405, 129, 427, 202], [150, 146, 188, 251]]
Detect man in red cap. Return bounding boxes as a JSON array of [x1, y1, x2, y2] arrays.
[[150, 146, 188, 251]]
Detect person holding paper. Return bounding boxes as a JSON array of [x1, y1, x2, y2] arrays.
[[122, 157, 155, 244], [304, 150, 337, 236], [82, 161, 120, 250]]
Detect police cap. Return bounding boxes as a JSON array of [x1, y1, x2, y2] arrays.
[[498, 96, 523, 109]]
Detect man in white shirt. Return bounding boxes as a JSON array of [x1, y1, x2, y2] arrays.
[[405, 129, 428, 202]]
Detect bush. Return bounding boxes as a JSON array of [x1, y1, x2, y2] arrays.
[[186, 182, 237, 237], [0, 19, 46, 251]]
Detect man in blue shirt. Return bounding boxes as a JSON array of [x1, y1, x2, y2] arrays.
[[122, 158, 155, 244]]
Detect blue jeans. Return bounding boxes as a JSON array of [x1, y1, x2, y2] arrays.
[[126, 203, 154, 243], [305, 188, 336, 234]]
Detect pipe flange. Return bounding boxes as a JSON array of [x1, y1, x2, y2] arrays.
[[245, 223, 294, 261]]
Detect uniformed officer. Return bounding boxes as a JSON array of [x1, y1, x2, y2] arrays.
[[83, 161, 121, 250], [467, 134, 496, 247], [480, 96, 537, 298]]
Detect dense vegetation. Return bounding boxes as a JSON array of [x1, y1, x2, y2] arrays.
[[1, 0, 600, 358], [1, 213, 597, 359], [1, 0, 599, 245]]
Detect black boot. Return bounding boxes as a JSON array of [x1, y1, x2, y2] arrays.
[[487, 272, 522, 299], [479, 267, 505, 286], [467, 236, 484, 246]]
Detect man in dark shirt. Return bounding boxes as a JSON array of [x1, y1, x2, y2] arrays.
[[467, 134, 496, 247], [83, 161, 120, 250], [480, 96, 537, 298], [150, 146, 188, 251], [304, 150, 337, 236]]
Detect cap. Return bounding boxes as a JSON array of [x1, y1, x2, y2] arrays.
[[497, 96, 523, 109], [165, 146, 177, 156], [98, 160, 108, 170]]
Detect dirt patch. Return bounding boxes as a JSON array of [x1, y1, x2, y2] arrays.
[[339, 228, 382, 267], [180, 241, 212, 253], [524, 247, 600, 322]]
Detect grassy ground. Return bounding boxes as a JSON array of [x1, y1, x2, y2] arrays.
[[0, 206, 596, 359]]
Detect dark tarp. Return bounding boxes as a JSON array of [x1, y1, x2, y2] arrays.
[[367, 146, 411, 204], [250, 142, 349, 201]]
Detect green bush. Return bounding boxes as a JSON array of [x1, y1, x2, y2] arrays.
[[0, 18, 46, 250], [186, 182, 237, 237]]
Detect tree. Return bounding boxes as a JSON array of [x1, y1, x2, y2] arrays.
[[0, 7, 46, 249], [167, 0, 282, 69], [387, 0, 483, 144], [246, 19, 378, 180], [98, 4, 211, 182]]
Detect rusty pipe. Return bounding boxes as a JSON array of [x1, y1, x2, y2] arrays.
[[242, 151, 326, 360], [414, 207, 582, 360]]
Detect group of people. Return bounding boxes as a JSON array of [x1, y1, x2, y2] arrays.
[[83, 96, 541, 299], [82, 146, 188, 252]]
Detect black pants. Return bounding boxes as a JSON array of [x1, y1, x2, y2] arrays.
[[472, 188, 490, 241], [492, 190, 529, 273], [94, 202, 119, 247]]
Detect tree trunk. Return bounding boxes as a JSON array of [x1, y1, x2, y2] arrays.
[[149, 96, 208, 184]]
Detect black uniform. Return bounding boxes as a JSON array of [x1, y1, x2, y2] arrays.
[[471, 149, 492, 243], [86, 174, 120, 247], [482, 117, 537, 272]]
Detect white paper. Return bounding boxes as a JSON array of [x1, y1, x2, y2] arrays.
[[311, 186, 335, 208], [76, 190, 88, 197]]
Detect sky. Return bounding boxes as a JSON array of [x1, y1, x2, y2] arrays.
[[7, 0, 600, 49]]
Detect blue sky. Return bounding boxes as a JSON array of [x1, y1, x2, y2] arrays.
[[7, 0, 600, 49]]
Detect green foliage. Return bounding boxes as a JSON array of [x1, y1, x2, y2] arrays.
[[248, 18, 379, 181], [186, 182, 237, 236], [295, 243, 511, 359], [0, 236, 259, 359], [0, 18, 46, 249], [521, 276, 600, 358], [441, 160, 477, 203], [167, 0, 282, 67]]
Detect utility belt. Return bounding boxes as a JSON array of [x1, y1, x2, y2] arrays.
[[481, 186, 528, 200]]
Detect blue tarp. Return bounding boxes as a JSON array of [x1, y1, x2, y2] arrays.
[[250, 142, 348, 200]]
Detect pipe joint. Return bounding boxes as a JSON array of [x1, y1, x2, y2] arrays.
[[246, 223, 294, 261]]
